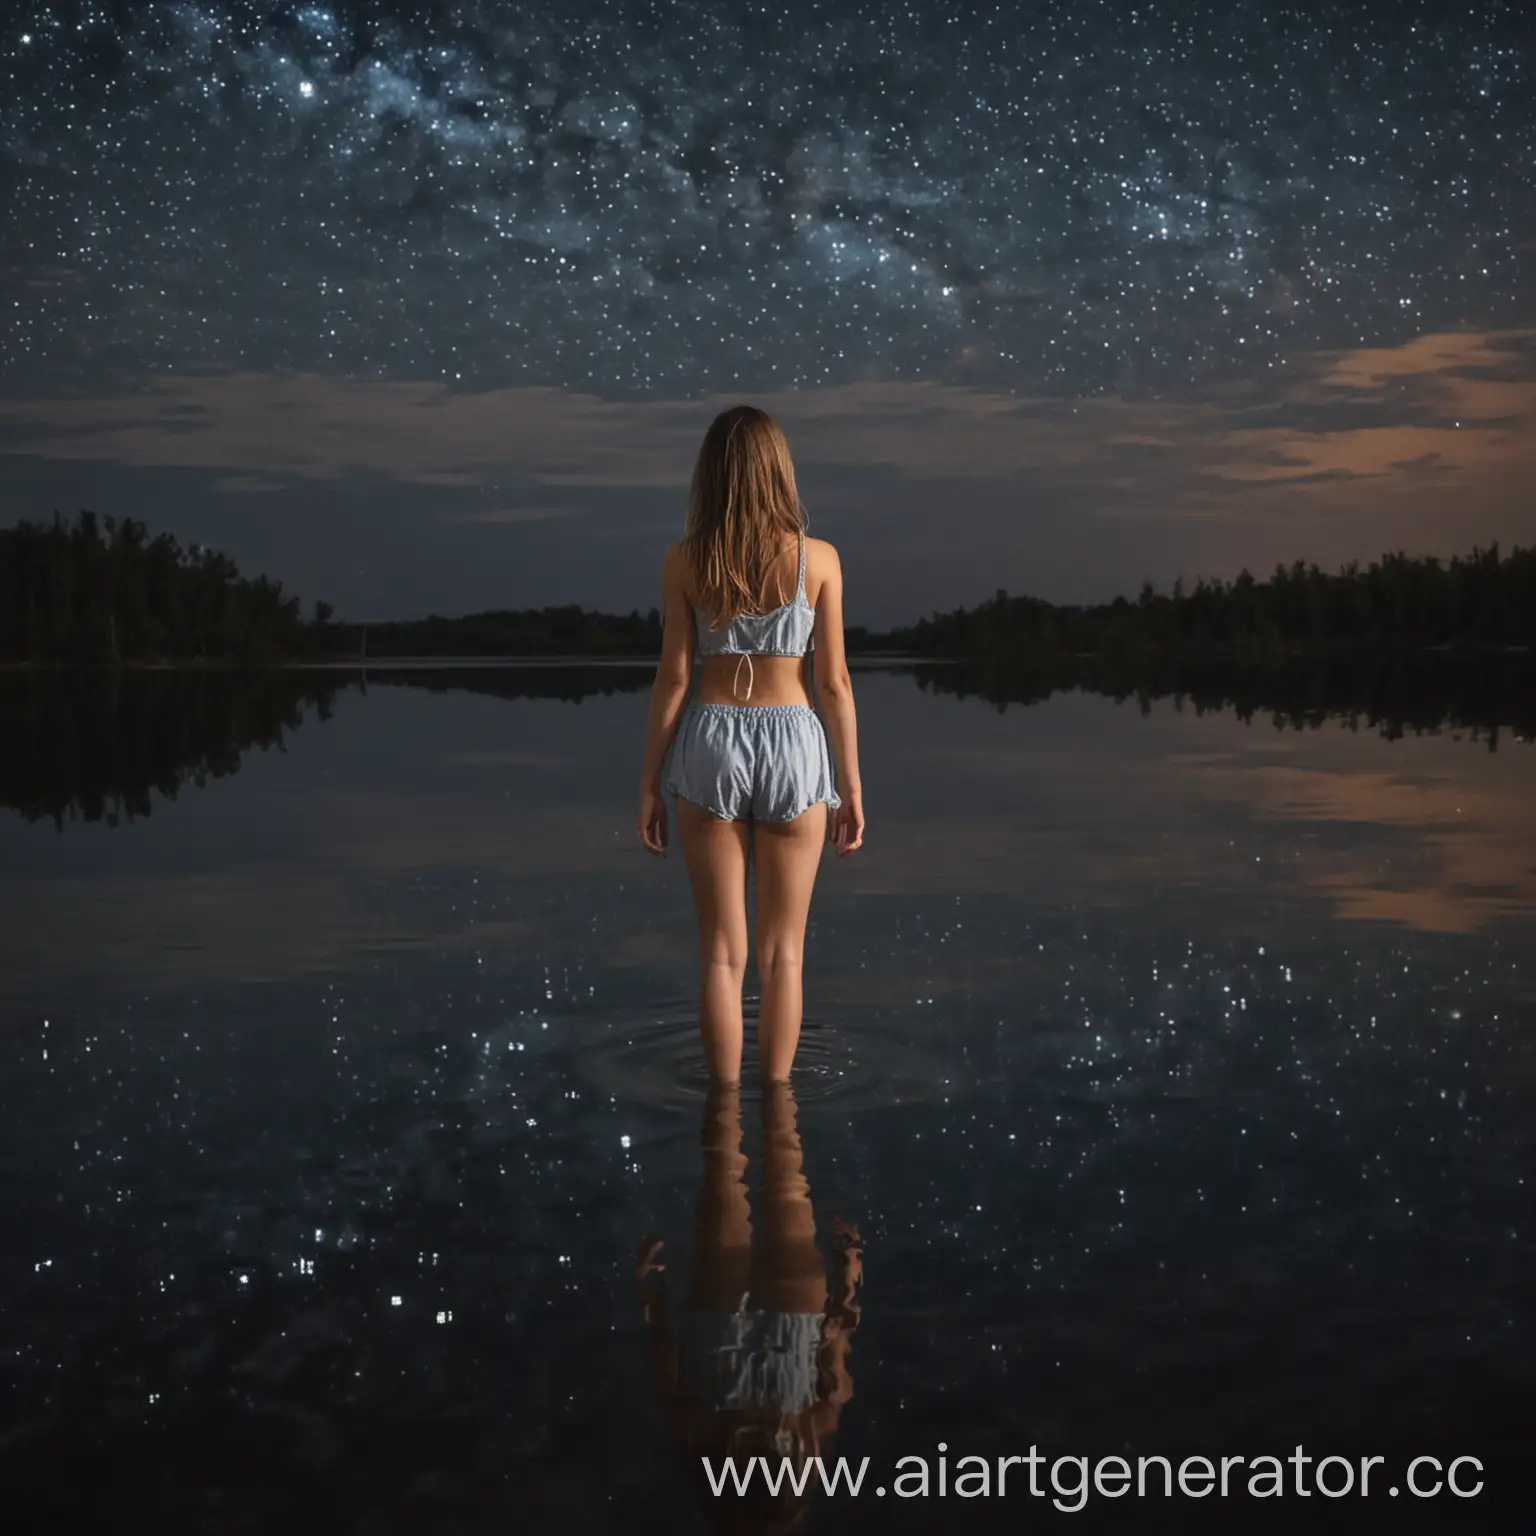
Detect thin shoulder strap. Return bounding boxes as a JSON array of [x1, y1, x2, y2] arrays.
[[796, 530, 806, 599]]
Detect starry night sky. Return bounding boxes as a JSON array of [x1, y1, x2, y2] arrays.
[[2, 0, 1533, 625]]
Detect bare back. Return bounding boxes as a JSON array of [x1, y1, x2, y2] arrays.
[[689, 535, 839, 708]]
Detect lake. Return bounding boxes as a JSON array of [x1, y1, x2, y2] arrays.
[[1, 660, 1531, 1533]]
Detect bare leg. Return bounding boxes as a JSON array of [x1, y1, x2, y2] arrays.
[[752, 802, 828, 1081], [677, 798, 752, 1083]]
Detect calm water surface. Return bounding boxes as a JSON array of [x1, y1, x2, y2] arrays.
[[1, 663, 1531, 1533]]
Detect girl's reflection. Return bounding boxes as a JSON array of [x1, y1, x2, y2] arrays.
[[636, 1082, 863, 1532]]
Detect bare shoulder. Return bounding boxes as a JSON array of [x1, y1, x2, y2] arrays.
[[661, 542, 696, 605], [806, 536, 842, 597], [806, 535, 842, 573]]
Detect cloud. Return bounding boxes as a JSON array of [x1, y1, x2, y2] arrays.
[[1181, 328, 1536, 511], [0, 372, 700, 489], [1387, 451, 1449, 479], [0, 329, 1532, 546], [1302, 328, 1536, 418]]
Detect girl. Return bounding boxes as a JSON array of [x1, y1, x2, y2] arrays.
[[637, 405, 864, 1083]]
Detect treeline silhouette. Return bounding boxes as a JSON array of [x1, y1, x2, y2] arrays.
[[3, 510, 1531, 665], [893, 544, 1536, 659], [0, 510, 315, 662], [0, 509, 678, 660], [350, 609, 663, 658], [319, 546, 1535, 660]]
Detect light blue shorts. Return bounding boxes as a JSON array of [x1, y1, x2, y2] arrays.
[[664, 703, 842, 824]]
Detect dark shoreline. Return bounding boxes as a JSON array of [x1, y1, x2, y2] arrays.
[[0, 643, 1528, 672]]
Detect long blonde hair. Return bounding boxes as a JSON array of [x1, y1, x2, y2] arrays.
[[682, 405, 807, 629]]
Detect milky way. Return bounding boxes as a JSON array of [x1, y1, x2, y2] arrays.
[[2, 0, 1532, 401]]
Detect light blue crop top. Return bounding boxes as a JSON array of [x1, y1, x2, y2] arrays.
[[693, 531, 816, 700]]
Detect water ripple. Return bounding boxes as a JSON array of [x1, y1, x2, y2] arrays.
[[574, 994, 968, 1113]]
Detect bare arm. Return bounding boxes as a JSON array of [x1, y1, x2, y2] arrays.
[[811, 544, 863, 834], [637, 546, 694, 820]]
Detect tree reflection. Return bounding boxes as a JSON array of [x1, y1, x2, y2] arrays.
[[0, 667, 351, 830], [913, 649, 1536, 748], [2, 652, 1527, 835]]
